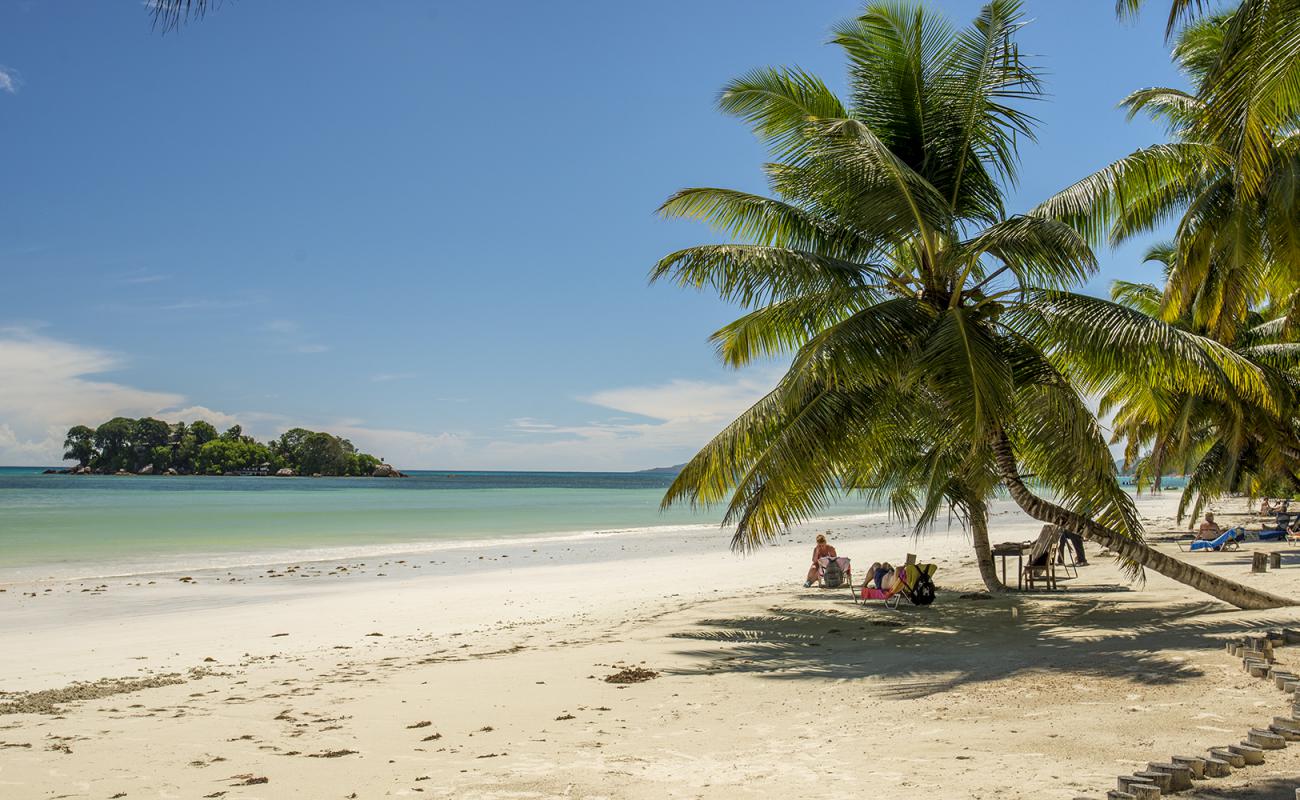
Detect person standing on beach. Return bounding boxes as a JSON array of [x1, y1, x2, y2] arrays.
[[1056, 529, 1088, 566], [805, 534, 836, 588]]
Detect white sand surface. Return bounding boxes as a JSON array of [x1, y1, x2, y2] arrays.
[[2, 492, 1300, 798]]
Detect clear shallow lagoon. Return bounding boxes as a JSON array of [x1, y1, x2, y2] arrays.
[[0, 467, 1179, 582], [0, 468, 878, 581]]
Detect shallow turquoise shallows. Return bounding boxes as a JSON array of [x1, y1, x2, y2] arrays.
[[0, 469, 711, 575], [0, 467, 1181, 581]]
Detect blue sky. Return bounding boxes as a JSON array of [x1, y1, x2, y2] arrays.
[[0, 0, 1182, 469]]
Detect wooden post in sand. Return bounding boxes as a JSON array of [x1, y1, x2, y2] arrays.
[[1146, 761, 1192, 791], [1253, 551, 1270, 572], [1247, 728, 1287, 749], [1132, 770, 1172, 793], [1271, 717, 1300, 739], [1270, 552, 1282, 570], [1116, 777, 1160, 799], [1228, 742, 1266, 764], [1210, 746, 1245, 768], [1171, 754, 1205, 778], [1120, 781, 1161, 800]]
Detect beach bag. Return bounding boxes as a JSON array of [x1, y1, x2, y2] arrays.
[[908, 571, 936, 606], [821, 557, 845, 588]]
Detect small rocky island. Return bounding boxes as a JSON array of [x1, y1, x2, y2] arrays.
[[51, 417, 405, 478]]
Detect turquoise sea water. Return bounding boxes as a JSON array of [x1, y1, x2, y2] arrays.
[[0, 467, 1184, 581], [0, 467, 881, 580]]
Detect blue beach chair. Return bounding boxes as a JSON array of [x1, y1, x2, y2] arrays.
[[1183, 527, 1245, 552]]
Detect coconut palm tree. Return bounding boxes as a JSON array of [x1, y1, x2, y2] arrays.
[[653, 0, 1291, 609], [1044, 11, 1300, 527], [1115, 0, 1209, 38], [1039, 13, 1300, 346], [1102, 248, 1300, 523], [147, 0, 214, 31], [1113, 1, 1300, 209]]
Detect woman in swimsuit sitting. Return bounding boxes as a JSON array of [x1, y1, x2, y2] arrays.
[[804, 534, 837, 588]]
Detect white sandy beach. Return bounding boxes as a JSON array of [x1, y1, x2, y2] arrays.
[[3, 493, 1300, 799]]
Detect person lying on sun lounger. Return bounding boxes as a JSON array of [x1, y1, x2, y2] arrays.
[[866, 561, 899, 592]]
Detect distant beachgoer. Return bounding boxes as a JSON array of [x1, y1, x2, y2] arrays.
[[804, 534, 837, 588], [1261, 497, 1274, 514]]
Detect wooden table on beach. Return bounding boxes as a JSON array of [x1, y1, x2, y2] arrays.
[[992, 542, 1028, 590]]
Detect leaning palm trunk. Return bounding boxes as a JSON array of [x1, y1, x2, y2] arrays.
[[992, 432, 1293, 610], [969, 502, 1006, 593]]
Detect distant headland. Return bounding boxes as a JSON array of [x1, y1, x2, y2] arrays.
[[638, 463, 686, 475], [52, 417, 404, 478]]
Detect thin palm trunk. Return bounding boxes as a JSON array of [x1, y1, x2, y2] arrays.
[[992, 431, 1293, 610], [969, 501, 1006, 592]]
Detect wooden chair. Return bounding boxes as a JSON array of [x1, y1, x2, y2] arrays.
[[1022, 525, 1059, 591]]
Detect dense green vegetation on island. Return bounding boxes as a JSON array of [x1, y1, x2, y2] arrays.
[[61, 418, 390, 477]]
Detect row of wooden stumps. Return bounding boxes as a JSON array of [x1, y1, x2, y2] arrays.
[[1072, 627, 1300, 800], [1252, 551, 1284, 573]]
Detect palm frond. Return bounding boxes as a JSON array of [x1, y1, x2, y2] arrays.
[[148, 0, 216, 31]]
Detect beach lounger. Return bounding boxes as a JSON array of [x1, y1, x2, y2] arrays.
[[1179, 527, 1244, 552], [854, 554, 937, 609]]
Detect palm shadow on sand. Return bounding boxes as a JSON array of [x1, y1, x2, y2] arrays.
[[668, 589, 1297, 699]]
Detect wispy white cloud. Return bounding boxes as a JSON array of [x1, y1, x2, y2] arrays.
[[510, 417, 559, 432], [0, 330, 461, 466], [582, 376, 775, 424], [114, 269, 170, 285], [155, 405, 242, 431], [102, 296, 267, 313], [0, 66, 19, 95], [371, 372, 417, 383], [264, 320, 298, 335], [0, 329, 182, 464], [478, 372, 781, 470], [264, 320, 330, 355], [158, 299, 257, 311], [0, 328, 778, 470], [326, 423, 468, 467]]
